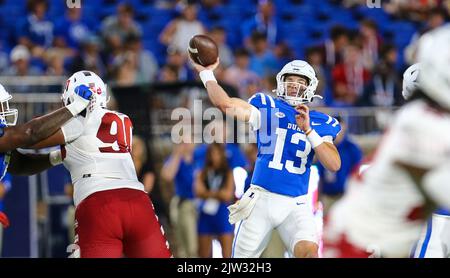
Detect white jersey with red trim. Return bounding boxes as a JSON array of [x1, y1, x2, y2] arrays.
[[61, 107, 144, 207], [325, 100, 450, 257]]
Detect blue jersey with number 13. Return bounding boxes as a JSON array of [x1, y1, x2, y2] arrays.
[[248, 93, 341, 197]]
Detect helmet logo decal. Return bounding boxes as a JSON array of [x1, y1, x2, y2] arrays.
[[88, 82, 102, 95]]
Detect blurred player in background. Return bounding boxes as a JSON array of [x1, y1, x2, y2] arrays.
[[324, 26, 450, 258], [190, 57, 341, 258], [413, 206, 450, 258], [0, 82, 92, 229], [28, 71, 171, 258], [401, 63, 450, 258]]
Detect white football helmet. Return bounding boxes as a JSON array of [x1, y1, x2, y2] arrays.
[[63, 70, 108, 110], [0, 83, 18, 126], [417, 25, 450, 110], [275, 60, 320, 106], [402, 63, 420, 101]]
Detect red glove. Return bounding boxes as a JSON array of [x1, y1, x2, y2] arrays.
[[0, 211, 10, 228]]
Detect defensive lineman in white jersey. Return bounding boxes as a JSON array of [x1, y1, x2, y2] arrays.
[[401, 63, 450, 258], [34, 71, 171, 258], [324, 26, 450, 258]]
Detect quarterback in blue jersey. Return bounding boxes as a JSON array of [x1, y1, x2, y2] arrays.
[[190, 57, 341, 258], [0, 83, 92, 228]]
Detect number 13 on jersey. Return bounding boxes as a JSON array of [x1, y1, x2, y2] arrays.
[[268, 128, 311, 174]]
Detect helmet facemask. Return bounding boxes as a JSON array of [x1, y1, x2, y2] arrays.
[[283, 75, 309, 104], [275, 60, 321, 106], [276, 74, 321, 106], [0, 94, 18, 126], [402, 63, 420, 101]]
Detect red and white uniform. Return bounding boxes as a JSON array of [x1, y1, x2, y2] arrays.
[[63, 108, 143, 207], [61, 108, 171, 258], [324, 100, 450, 258]]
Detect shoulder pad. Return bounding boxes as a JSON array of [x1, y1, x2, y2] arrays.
[[248, 93, 276, 109]]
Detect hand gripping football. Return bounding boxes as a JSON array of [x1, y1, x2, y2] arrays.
[[188, 34, 219, 67]]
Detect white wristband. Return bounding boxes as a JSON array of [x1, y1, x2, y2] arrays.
[[307, 129, 324, 149], [199, 70, 217, 88], [49, 150, 63, 166]]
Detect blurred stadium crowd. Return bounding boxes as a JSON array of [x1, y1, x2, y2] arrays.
[[0, 0, 449, 257], [0, 0, 448, 103]]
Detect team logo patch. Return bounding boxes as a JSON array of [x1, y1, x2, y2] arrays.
[[275, 112, 285, 118]]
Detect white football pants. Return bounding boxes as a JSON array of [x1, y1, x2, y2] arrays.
[[232, 185, 318, 258]]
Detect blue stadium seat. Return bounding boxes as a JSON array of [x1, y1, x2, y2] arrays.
[[129, 0, 154, 8], [100, 5, 118, 19], [3, 0, 26, 5], [217, 18, 242, 48], [358, 5, 391, 23], [142, 39, 166, 65]]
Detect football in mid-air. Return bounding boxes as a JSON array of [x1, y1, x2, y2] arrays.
[[188, 34, 219, 67]]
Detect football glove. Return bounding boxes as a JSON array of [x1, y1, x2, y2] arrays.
[[66, 85, 93, 116]]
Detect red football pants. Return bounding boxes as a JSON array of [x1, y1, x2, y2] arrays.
[[74, 188, 171, 258]]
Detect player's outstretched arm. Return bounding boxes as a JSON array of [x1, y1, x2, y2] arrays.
[[0, 85, 92, 152], [8, 149, 60, 176], [190, 57, 253, 123], [27, 130, 65, 149], [0, 108, 72, 152]]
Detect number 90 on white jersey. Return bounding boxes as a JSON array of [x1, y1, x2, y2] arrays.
[[61, 108, 145, 207]]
